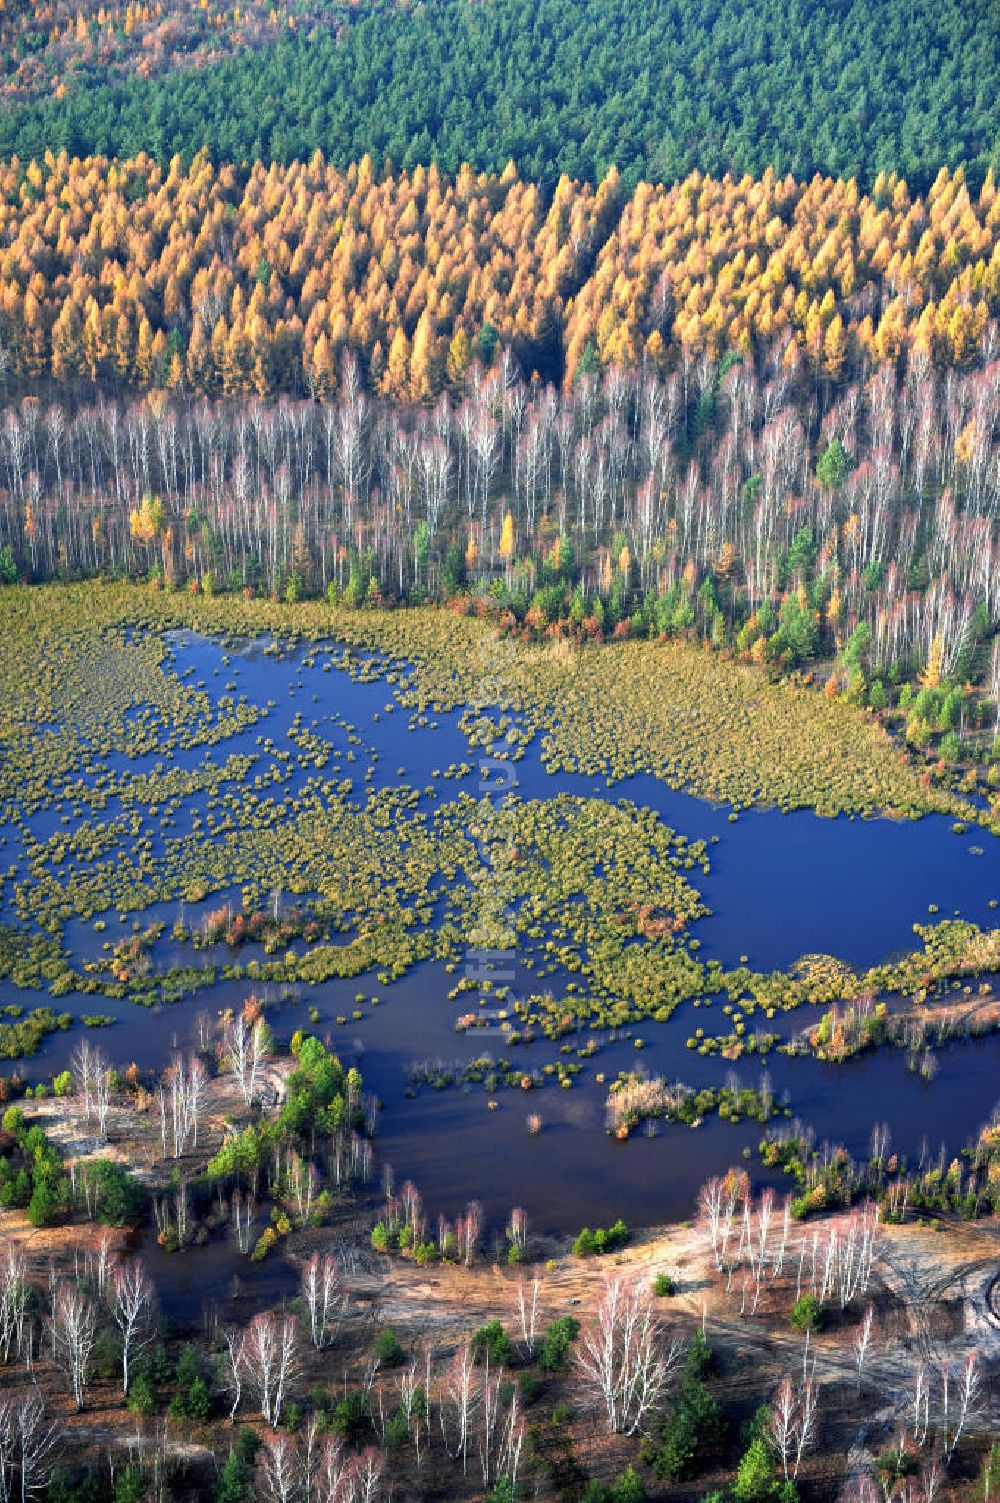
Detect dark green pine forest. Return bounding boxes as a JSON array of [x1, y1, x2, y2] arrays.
[[1, 0, 997, 189]]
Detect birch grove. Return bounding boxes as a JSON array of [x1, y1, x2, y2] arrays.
[[698, 1175, 882, 1322], [158, 1052, 209, 1160], [0, 343, 996, 694]]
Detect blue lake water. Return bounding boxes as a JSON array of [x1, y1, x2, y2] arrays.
[[4, 628, 999, 1236]]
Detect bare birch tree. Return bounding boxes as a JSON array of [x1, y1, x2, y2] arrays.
[[49, 1284, 96, 1411], [513, 1274, 543, 1359], [0, 1390, 59, 1503], [158, 1052, 209, 1159], [93, 1054, 112, 1142], [768, 1376, 798, 1482], [300, 1253, 347, 1351], [231, 1190, 258, 1256], [440, 1344, 477, 1473], [227, 1013, 268, 1108], [69, 1041, 102, 1131], [240, 1312, 300, 1427], [110, 1258, 156, 1400], [258, 1431, 299, 1503], [0, 1250, 31, 1367], [854, 1304, 875, 1393], [941, 1352, 982, 1465], [575, 1277, 682, 1435], [223, 1327, 245, 1423]]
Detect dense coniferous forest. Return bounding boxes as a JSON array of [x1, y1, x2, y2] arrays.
[[0, 0, 997, 189], [0, 154, 995, 399]]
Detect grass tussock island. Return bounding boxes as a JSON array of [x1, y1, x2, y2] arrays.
[[2, 579, 973, 818]]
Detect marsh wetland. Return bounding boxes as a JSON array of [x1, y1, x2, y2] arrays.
[[2, 584, 1000, 1239]]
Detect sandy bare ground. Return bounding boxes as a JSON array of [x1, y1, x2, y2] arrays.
[[344, 1214, 1000, 1462], [22, 1058, 290, 1182], [5, 1070, 1000, 1491]]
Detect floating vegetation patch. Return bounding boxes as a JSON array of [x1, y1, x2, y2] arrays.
[[605, 1069, 786, 1137], [685, 1027, 781, 1059], [0, 924, 73, 992], [0, 1006, 72, 1059], [10, 583, 975, 817], [405, 1053, 580, 1096], [193, 902, 329, 953]]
